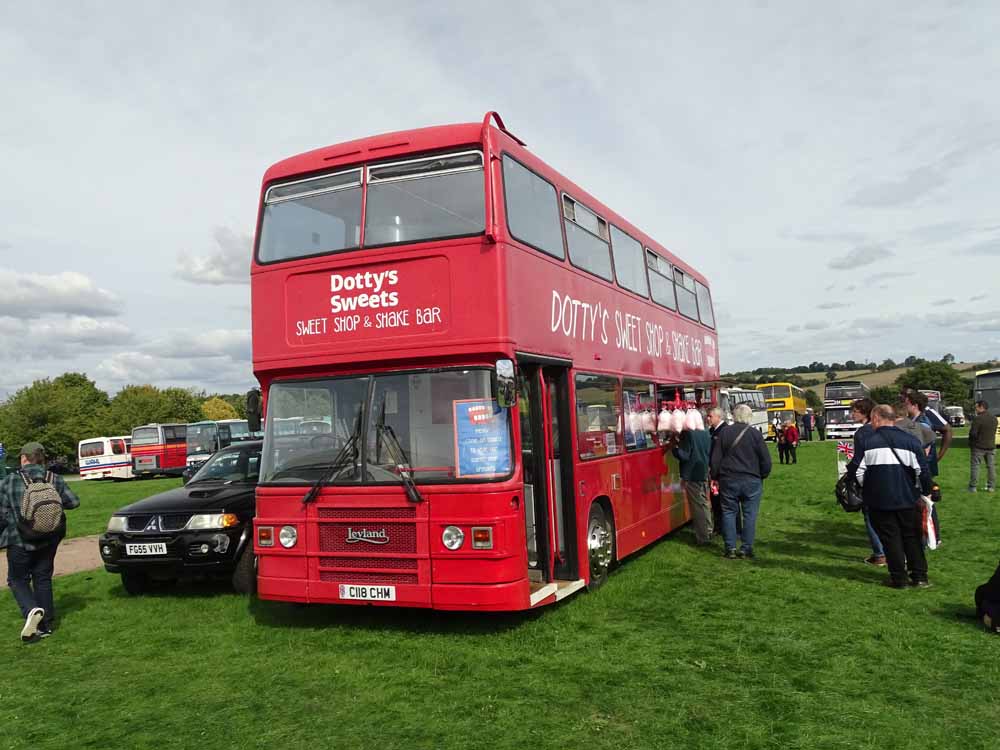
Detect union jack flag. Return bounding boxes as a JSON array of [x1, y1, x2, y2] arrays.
[[836, 441, 854, 460]]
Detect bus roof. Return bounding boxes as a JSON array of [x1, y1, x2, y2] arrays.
[[257, 116, 708, 287]]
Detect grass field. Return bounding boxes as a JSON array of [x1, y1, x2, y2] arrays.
[[2, 439, 998, 749], [66, 477, 182, 538]]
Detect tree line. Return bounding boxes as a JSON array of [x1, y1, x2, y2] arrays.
[[0, 373, 247, 465], [722, 354, 968, 383], [727, 360, 989, 415]]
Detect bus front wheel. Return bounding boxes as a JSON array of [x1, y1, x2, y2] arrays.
[[586, 502, 614, 591]]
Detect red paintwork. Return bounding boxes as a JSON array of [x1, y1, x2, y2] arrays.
[[131, 424, 187, 476], [251, 117, 717, 611]]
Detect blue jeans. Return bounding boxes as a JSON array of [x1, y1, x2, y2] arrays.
[[7, 543, 59, 630], [863, 507, 884, 557], [720, 476, 763, 553]]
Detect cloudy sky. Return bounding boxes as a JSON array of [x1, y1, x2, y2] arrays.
[[2, 1, 999, 398]]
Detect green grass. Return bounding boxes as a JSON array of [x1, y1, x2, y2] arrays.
[[2, 440, 999, 749], [67, 478, 182, 538]]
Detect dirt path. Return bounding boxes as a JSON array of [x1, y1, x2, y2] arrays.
[[0, 535, 103, 588]]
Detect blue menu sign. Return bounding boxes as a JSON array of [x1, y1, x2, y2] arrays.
[[453, 399, 511, 478]]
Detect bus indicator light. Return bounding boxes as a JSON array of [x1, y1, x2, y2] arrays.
[[471, 527, 493, 550]]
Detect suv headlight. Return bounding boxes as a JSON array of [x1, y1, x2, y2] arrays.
[[107, 516, 127, 533], [187, 513, 240, 530]]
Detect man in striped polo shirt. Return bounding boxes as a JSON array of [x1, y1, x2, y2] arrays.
[[847, 404, 933, 589]]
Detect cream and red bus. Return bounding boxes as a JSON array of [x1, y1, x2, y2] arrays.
[[249, 113, 719, 611], [78, 436, 133, 480]]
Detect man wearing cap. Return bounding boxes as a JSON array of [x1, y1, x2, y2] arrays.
[[0, 442, 80, 642]]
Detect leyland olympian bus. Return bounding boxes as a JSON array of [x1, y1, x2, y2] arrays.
[[186, 419, 253, 469], [131, 423, 188, 477], [249, 113, 720, 611], [78, 436, 133, 480], [823, 380, 871, 440], [756, 382, 807, 439], [974, 369, 1000, 446]]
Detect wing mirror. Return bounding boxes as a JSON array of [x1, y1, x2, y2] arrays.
[[246, 389, 262, 433], [495, 359, 516, 408]]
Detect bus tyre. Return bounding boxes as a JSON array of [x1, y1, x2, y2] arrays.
[[586, 502, 614, 591], [231, 547, 257, 595], [121, 570, 149, 596]]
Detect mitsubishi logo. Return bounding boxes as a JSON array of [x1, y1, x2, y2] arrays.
[[144, 516, 160, 533], [345, 527, 389, 545]]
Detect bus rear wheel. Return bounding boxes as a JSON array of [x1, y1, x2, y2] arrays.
[[586, 502, 614, 591]]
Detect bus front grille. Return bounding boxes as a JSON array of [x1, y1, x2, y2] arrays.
[[319, 556, 417, 570], [319, 571, 418, 585], [318, 522, 416, 553]]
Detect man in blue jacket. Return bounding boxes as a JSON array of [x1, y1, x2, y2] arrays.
[[848, 405, 932, 588]]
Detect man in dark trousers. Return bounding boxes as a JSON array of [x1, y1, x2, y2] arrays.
[[802, 411, 813, 441], [710, 404, 772, 559], [968, 400, 997, 492], [815, 411, 826, 441], [847, 405, 932, 588], [0, 442, 80, 642]]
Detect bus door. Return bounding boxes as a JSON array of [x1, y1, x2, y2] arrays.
[[518, 360, 577, 584]]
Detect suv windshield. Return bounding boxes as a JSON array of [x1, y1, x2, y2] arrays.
[[260, 369, 512, 485], [190, 444, 262, 483]]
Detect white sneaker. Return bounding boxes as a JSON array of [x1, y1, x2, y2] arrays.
[[20, 607, 44, 642]]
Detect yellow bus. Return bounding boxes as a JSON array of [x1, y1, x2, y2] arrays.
[[756, 382, 808, 440]]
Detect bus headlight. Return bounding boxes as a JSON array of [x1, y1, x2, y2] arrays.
[[442, 525, 464, 550], [279, 525, 298, 548], [106, 516, 127, 533]]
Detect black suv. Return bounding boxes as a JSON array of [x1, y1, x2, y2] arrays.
[[99, 441, 261, 595]]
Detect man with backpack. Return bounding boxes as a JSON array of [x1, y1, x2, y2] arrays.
[[0, 442, 79, 642]]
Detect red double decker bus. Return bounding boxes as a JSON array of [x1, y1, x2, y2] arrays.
[[131, 423, 188, 478], [250, 113, 719, 611]]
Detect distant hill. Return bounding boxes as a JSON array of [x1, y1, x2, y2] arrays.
[[727, 362, 986, 398]]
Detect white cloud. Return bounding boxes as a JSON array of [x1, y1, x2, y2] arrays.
[[0, 270, 120, 319], [175, 227, 251, 286], [827, 245, 894, 270], [142, 328, 251, 362]]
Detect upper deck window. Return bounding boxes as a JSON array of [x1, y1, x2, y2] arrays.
[[610, 225, 647, 297], [258, 169, 362, 263], [364, 151, 485, 247], [673, 268, 699, 321], [695, 281, 715, 328], [645, 250, 676, 310], [562, 196, 612, 281], [501, 155, 564, 259]]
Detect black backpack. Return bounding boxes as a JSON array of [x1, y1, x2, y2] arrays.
[[835, 472, 864, 513]]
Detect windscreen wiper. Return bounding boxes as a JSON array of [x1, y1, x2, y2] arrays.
[[301, 410, 363, 505], [375, 398, 424, 504]]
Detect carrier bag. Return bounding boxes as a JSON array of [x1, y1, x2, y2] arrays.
[[834, 472, 863, 513]]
